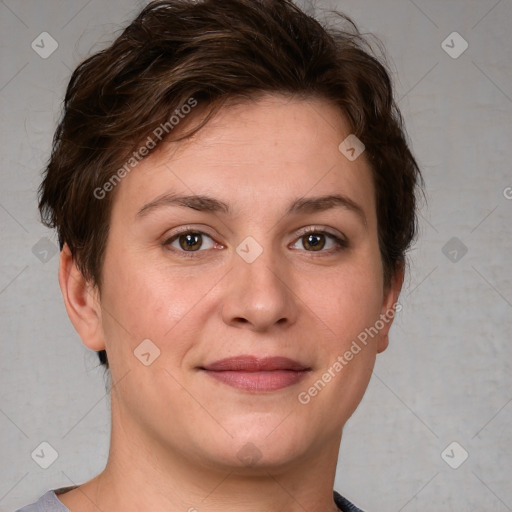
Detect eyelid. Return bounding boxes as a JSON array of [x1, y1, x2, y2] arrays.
[[164, 225, 218, 241], [294, 225, 345, 239]]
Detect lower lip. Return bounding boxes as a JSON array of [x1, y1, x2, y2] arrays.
[[201, 370, 309, 392]]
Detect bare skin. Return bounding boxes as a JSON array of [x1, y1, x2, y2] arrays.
[[57, 94, 403, 512]]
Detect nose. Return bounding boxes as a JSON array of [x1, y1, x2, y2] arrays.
[[221, 244, 299, 332]]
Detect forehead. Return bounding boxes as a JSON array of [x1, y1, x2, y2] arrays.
[[110, 94, 376, 225]]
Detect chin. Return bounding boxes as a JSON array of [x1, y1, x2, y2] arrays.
[[204, 417, 312, 468]]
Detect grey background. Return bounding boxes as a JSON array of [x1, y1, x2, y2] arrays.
[[1, 0, 511, 511]]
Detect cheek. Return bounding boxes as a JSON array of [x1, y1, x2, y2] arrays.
[[98, 249, 213, 364], [307, 256, 384, 344], [294, 265, 384, 430]]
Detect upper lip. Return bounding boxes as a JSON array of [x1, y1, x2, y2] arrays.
[[200, 356, 310, 372]]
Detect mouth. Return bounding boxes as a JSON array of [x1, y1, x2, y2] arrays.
[[198, 356, 311, 392]]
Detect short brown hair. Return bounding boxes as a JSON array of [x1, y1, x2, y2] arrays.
[[39, 0, 424, 370]]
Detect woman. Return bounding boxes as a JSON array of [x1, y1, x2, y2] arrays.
[[17, 0, 422, 510]]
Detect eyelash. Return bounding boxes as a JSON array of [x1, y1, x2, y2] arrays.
[[163, 226, 348, 258]]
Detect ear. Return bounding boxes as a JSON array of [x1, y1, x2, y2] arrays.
[[376, 264, 404, 354], [58, 243, 105, 352]]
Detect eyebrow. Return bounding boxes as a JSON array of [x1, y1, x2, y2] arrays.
[[136, 192, 367, 227]]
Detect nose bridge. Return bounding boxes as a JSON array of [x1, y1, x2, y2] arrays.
[[221, 237, 297, 330]]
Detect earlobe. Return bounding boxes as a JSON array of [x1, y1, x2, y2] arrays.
[[58, 244, 106, 352], [376, 265, 405, 354]]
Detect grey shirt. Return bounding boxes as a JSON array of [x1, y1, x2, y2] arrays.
[[15, 485, 364, 512]]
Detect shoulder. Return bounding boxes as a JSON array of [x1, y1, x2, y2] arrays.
[[14, 488, 72, 512], [17, 488, 359, 512], [334, 489, 366, 512]]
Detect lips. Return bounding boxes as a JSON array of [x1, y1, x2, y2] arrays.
[[199, 356, 311, 392], [201, 356, 309, 372]]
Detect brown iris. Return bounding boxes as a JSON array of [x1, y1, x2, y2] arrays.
[[179, 233, 203, 251], [302, 233, 326, 251]]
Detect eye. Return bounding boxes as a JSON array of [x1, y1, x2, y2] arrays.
[[163, 227, 347, 257], [165, 230, 218, 253], [290, 229, 348, 253]]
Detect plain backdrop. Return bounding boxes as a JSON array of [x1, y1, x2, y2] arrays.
[[1, 1, 511, 511]]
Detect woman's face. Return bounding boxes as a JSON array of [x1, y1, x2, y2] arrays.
[[86, 94, 401, 471]]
